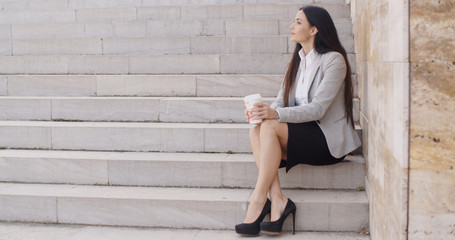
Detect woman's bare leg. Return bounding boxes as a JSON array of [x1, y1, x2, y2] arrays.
[[243, 120, 289, 223]]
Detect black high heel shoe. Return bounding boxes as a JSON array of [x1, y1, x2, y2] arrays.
[[235, 198, 271, 236], [260, 198, 296, 235]]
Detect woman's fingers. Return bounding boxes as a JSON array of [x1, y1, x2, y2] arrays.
[[248, 103, 272, 120]]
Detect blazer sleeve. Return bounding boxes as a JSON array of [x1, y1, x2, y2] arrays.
[[275, 52, 347, 123], [270, 81, 285, 109]]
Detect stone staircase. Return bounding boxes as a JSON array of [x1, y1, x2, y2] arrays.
[[0, 0, 369, 238]]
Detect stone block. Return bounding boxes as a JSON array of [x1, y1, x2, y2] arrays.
[[256, 0, 304, 3], [287, 190, 368, 231], [192, 36, 288, 54], [142, 0, 189, 6], [96, 75, 196, 97], [12, 23, 85, 39], [353, 98, 360, 123], [281, 155, 366, 189], [187, 0, 247, 4], [244, 4, 288, 19], [51, 123, 161, 151], [0, 76, 6, 96], [221, 154, 259, 187], [69, 0, 142, 8], [13, 38, 102, 55], [57, 196, 234, 228], [0, 10, 75, 25], [0, 122, 51, 149], [190, 36, 227, 54], [196, 74, 282, 97], [0, 25, 11, 39], [220, 54, 290, 74], [159, 126, 205, 152], [50, 122, 208, 152], [6, 75, 97, 96], [226, 20, 279, 36], [76, 7, 136, 22], [0, 0, 69, 10], [137, 6, 181, 20], [181, 5, 242, 20], [85, 21, 146, 38], [0, 39, 11, 56], [352, 73, 359, 98], [328, 202, 369, 231], [68, 56, 129, 74], [130, 55, 219, 74], [0, 98, 51, 120], [102, 37, 190, 55], [0, 195, 57, 222], [340, 34, 355, 53], [348, 53, 356, 73], [146, 20, 225, 36], [204, 126, 251, 153], [109, 154, 224, 187], [227, 36, 288, 54], [52, 97, 160, 122], [159, 97, 245, 123], [0, 151, 109, 185], [0, 56, 69, 74]]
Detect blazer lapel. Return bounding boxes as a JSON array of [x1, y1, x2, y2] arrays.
[[303, 57, 322, 102]]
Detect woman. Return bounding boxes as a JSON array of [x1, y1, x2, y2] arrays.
[[235, 5, 361, 236]]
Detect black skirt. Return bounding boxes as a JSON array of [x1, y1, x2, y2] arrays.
[[279, 121, 345, 172]]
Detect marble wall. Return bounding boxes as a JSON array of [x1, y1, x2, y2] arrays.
[[350, 0, 410, 239], [409, 0, 455, 239]]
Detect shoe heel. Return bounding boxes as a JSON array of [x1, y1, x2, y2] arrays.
[[291, 211, 296, 235]]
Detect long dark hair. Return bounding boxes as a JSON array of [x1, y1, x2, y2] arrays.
[[283, 5, 354, 126]]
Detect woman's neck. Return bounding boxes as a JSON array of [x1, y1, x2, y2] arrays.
[[300, 42, 314, 56]]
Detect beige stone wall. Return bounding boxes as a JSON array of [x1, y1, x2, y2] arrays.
[[350, 1, 410, 239], [409, 0, 455, 239]]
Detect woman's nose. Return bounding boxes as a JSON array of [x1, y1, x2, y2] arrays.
[[289, 23, 293, 30]]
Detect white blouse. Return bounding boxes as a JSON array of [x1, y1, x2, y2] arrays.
[[294, 48, 321, 106]]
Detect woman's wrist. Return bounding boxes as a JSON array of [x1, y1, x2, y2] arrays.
[[272, 109, 279, 119]]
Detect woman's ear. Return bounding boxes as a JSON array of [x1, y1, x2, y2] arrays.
[[311, 27, 319, 36]]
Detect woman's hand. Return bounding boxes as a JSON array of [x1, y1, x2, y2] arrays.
[[249, 102, 279, 120], [244, 107, 250, 122]]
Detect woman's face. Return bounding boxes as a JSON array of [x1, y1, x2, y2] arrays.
[[290, 10, 318, 45]]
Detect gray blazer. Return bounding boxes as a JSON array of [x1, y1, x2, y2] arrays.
[[271, 51, 361, 158]]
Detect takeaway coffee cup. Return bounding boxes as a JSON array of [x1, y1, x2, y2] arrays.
[[244, 93, 262, 124]]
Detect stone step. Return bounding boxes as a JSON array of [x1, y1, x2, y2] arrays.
[[0, 96, 360, 123], [1, 74, 358, 98], [0, 150, 365, 189], [0, 120, 361, 153], [0, 121, 252, 153], [0, 222, 371, 240], [0, 53, 356, 74], [0, 96, 268, 123], [0, 4, 350, 25], [10, 18, 352, 39], [0, 74, 283, 97], [0, 183, 369, 231], [0, 0, 348, 10], [0, 54, 293, 74], [5, 35, 354, 56]]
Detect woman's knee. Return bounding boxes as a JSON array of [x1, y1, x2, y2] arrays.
[[249, 125, 261, 139], [260, 119, 279, 134]]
